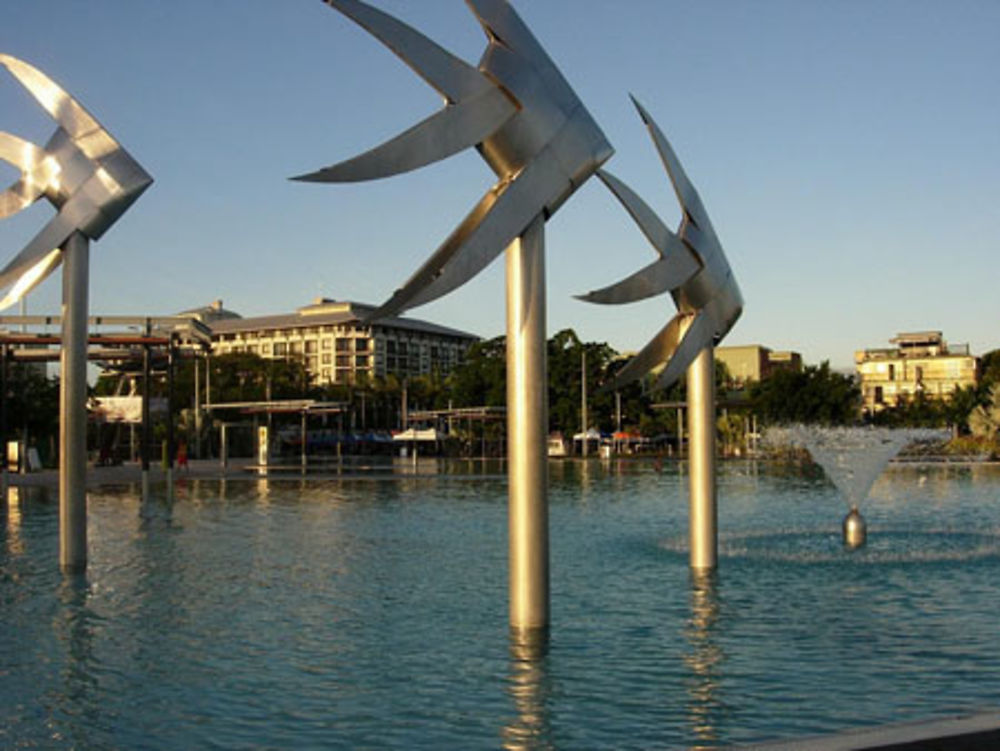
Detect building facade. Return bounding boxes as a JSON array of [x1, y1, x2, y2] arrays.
[[855, 331, 979, 413], [715, 344, 802, 388], [200, 298, 479, 386]]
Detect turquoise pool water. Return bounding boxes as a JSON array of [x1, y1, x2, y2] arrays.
[[3, 460, 999, 748]]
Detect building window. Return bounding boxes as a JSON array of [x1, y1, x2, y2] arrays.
[[305, 340, 318, 354], [336, 339, 351, 352], [322, 353, 331, 364], [387, 340, 396, 354], [290, 342, 303, 354], [274, 342, 287, 356], [322, 338, 332, 350], [356, 355, 369, 367], [336, 355, 351, 367]]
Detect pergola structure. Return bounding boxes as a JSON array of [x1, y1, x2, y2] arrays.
[[0, 314, 211, 498]]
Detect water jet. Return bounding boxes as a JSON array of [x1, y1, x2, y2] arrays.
[[767, 425, 946, 548]]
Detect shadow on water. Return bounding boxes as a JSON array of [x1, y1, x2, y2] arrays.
[[685, 571, 725, 750], [503, 628, 554, 750]]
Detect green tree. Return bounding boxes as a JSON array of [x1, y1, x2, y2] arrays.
[[749, 361, 860, 425], [445, 336, 507, 408], [2, 362, 60, 464]]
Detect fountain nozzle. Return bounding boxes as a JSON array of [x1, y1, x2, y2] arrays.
[[843, 506, 867, 549]]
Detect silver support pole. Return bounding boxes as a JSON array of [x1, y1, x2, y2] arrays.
[[580, 350, 588, 458], [506, 215, 549, 633], [59, 232, 89, 573], [687, 344, 717, 571], [300, 410, 307, 474], [193, 354, 201, 460]]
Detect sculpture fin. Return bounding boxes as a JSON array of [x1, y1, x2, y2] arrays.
[[601, 311, 691, 393], [630, 95, 712, 233], [0, 54, 119, 162], [292, 86, 515, 182], [465, 0, 577, 110], [576, 254, 696, 306], [325, 0, 498, 103], [0, 248, 62, 311], [366, 148, 567, 320], [0, 205, 79, 306], [576, 168, 700, 304], [652, 308, 715, 390], [0, 131, 47, 218]]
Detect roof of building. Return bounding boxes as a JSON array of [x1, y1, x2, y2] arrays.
[[177, 299, 242, 323], [208, 299, 479, 341]]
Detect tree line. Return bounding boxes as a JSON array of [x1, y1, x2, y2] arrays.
[[7, 334, 1000, 465]]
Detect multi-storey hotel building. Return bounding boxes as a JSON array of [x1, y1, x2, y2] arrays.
[[855, 331, 979, 413], [187, 298, 479, 386]]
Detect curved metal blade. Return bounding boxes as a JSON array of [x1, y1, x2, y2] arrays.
[[466, 0, 577, 111], [0, 204, 77, 292], [601, 311, 691, 394], [630, 95, 711, 232], [0, 131, 47, 218], [325, 0, 495, 103], [577, 255, 693, 305], [0, 247, 61, 311], [653, 308, 714, 391], [292, 86, 515, 182], [597, 169, 680, 259], [0, 54, 119, 162], [366, 149, 567, 320]]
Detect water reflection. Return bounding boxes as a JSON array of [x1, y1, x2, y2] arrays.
[[53, 574, 103, 746], [503, 628, 554, 750], [5, 485, 24, 556], [684, 571, 724, 749]]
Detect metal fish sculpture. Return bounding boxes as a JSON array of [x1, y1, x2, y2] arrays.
[[294, 0, 613, 320], [579, 97, 742, 391], [0, 54, 153, 309]]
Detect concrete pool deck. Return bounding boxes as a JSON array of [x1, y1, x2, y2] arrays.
[[745, 711, 1000, 750], [4, 458, 255, 490]]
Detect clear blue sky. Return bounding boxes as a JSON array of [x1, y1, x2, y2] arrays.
[[2, 0, 998, 370]]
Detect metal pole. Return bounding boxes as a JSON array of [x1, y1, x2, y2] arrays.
[[193, 353, 201, 460], [506, 215, 549, 633], [581, 350, 588, 458], [687, 344, 717, 570], [59, 232, 89, 573], [166, 335, 175, 499], [141, 342, 151, 502], [300, 409, 307, 473], [1, 344, 8, 497]]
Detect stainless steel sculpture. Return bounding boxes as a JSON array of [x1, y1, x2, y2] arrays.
[[300, 0, 612, 632], [579, 97, 743, 570], [0, 54, 153, 572]]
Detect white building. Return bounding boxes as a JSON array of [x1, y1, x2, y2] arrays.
[[195, 298, 479, 386]]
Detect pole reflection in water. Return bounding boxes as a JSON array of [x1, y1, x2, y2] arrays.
[[54, 574, 101, 741], [139, 482, 174, 532], [503, 629, 554, 750], [5, 485, 24, 556], [684, 571, 725, 749]]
